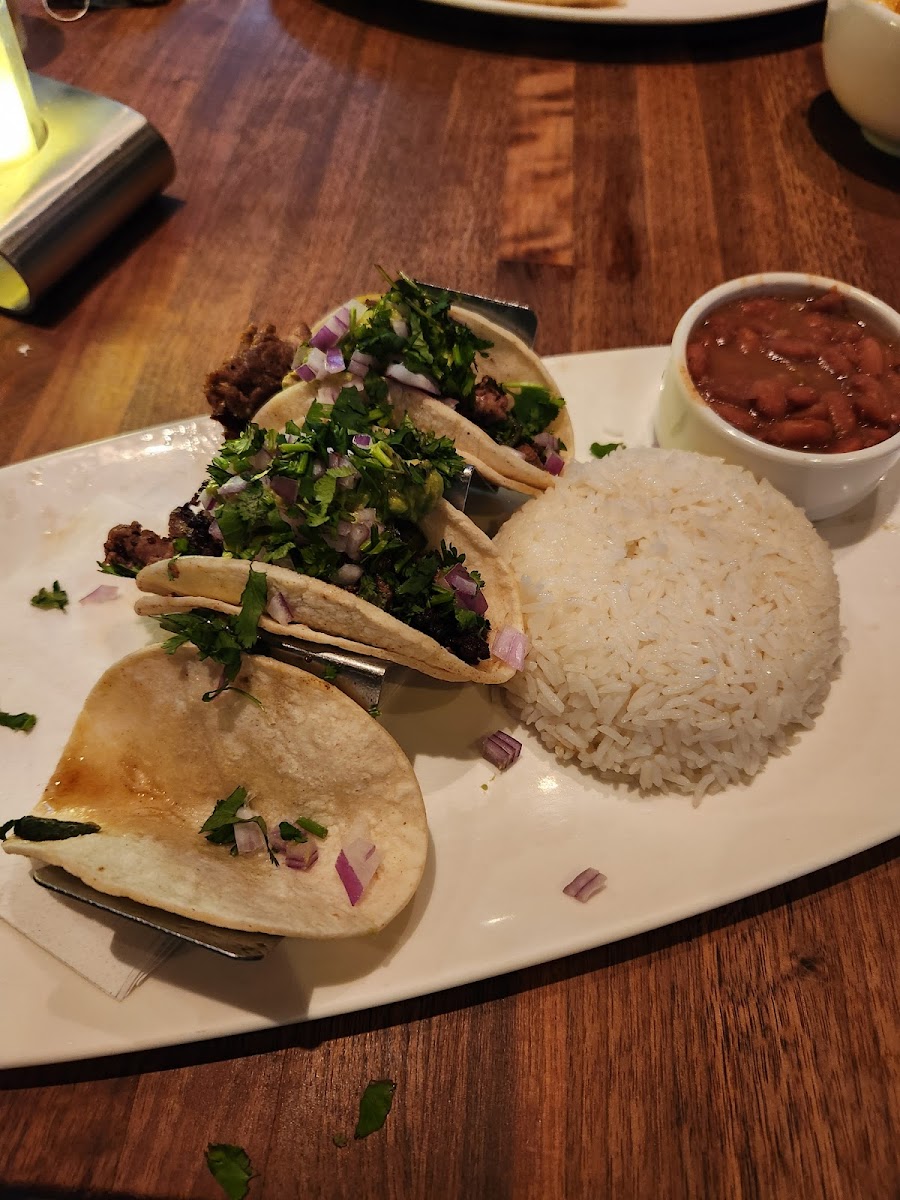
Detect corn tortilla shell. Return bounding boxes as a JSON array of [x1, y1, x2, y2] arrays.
[[135, 500, 523, 684], [3, 646, 428, 938], [255, 303, 575, 497]]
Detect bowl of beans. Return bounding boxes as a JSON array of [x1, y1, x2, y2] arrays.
[[655, 273, 900, 520]]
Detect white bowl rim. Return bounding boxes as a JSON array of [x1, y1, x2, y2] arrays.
[[670, 271, 900, 471], [825, 0, 900, 28]]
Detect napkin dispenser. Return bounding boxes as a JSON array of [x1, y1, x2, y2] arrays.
[[0, 1, 174, 314]]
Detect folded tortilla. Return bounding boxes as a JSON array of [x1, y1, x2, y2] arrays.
[[3, 646, 428, 938], [255, 304, 575, 498], [135, 499, 524, 684]]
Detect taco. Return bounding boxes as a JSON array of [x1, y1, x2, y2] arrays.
[[254, 275, 575, 498], [1, 645, 428, 938], [104, 387, 526, 683]]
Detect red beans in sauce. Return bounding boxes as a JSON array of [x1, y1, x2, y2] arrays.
[[686, 288, 900, 453]]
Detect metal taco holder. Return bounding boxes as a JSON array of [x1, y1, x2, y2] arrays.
[[31, 290, 537, 960]]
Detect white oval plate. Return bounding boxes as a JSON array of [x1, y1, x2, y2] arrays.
[[1, 343, 898, 1068]]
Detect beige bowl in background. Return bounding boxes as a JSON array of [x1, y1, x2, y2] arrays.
[[655, 273, 900, 521], [823, 0, 900, 157]]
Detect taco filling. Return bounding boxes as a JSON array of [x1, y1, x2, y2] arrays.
[[287, 275, 567, 475], [103, 386, 493, 665]]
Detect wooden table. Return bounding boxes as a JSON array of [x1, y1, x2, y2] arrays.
[[2, 0, 899, 1195]]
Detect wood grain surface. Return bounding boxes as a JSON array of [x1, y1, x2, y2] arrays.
[[2, 0, 900, 1196]]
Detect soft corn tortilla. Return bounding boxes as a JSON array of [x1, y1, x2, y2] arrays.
[[255, 303, 575, 498], [135, 499, 524, 684], [3, 646, 427, 938]]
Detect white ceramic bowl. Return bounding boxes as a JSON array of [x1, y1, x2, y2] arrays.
[[822, 0, 900, 157], [655, 273, 900, 521]]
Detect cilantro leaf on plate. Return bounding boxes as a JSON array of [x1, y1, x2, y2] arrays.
[[590, 441, 623, 459], [0, 710, 37, 733], [0, 816, 100, 842], [30, 581, 68, 611], [155, 565, 267, 703], [205, 1143, 254, 1200]]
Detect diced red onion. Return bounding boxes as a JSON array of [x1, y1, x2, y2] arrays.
[[198, 486, 217, 511], [266, 591, 294, 624], [325, 346, 345, 373], [345, 520, 371, 560], [312, 461, 325, 480], [335, 563, 363, 586], [269, 475, 298, 506], [480, 730, 522, 770], [208, 519, 223, 543], [218, 475, 248, 498], [234, 820, 266, 855], [563, 868, 607, 902], [268, 831, 288, 854], [79, 584, 119, 605], [291, 343, 310, 370], [335, 839, 382, 906], [544, 452, 565, 476], [352, 433, 372, 449], [328, 451, 351, 471], [306, 346, 330, 378], [533, 432, 559, 454], [444, 564, 478, 597], [249, 449, 272, 472], [317, 383, 339, 405], [457, 587, 487, 616], [295, 362, 316, 383], [286, 841, 319, 871], [384, 362, 439, 395], [348, 350, 375, 377], [309, 309, 350, 351], [338, 469, 359, 491], [492, 626, 529, 671], [391, 315, 410, 338]]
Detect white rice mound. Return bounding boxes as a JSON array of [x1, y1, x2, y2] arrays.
[[493, 449, 843, 796]]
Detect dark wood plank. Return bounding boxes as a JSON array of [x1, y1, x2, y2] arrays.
[[2, 0, 900, 1196]]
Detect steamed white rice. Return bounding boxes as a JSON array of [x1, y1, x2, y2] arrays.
[[493, 449, 843, 796]]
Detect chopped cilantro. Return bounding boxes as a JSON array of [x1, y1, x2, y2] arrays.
[[97, 560, 138, 578], [0, 816, 100, 841], [484, 383, 565, 449], [590, 441, 623, 459], [340, 273, 492, 403], [199, 395, 490, 664], [368, 704, 382, 719], [0, 710, 36, 733], [205, 1143, 254, 1200], [30, 581, 68, 611], [294, 816, 328, 839], [322, 663, 339, 683], [354, 1079, 396, 1139], [278, 820, 307, 843], [200, 786, 277, 866], [156, 565, 267, 702]]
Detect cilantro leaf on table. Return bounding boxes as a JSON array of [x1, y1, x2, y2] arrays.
[[354, 1079, 396, 1139], [205, 1143, 254, 1200], [0, 816, 100, 842], [0, 710, 36, 733], [30, 581, 68, 611]]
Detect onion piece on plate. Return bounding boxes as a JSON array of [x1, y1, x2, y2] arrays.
[[481, 731, 522, 770], [335, 838, 383, 905], [563, 868, 607, 903], [79, 585, 119, 605]]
